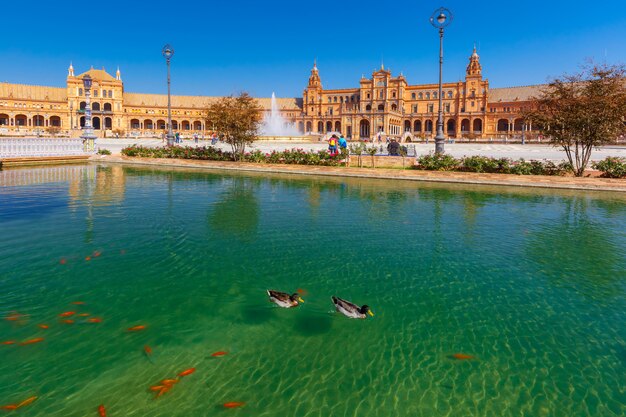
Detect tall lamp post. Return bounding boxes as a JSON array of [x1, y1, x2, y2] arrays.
[[430, 7, 453, 154], [162, 44, 175, 146], [80, 74, 97, 152]]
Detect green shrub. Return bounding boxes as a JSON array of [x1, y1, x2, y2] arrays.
[[592, 157, 626, 178], [416, 153, 461, 171], [461, 156, 511, 173], [97, 148, 111, 155]]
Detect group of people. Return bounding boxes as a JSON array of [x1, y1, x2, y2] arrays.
[[327, 134, 347, 156]]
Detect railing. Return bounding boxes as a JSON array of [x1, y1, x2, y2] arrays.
[[0, 138, 88, 158]]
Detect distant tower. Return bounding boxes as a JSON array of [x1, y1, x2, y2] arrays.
[[307, 60, 321, 89], [466, 45, 482, 76], [116, 67, 122, 81], [68, 62, 74, 77]]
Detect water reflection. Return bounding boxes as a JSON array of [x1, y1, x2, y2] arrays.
[[526, 196, 626, 300], [208, 177, 260, 241]]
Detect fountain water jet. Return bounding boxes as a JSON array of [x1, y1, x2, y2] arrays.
[[260, 93, 301, 137]]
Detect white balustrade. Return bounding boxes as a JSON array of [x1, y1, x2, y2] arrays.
[[0, 138, 89, 158]]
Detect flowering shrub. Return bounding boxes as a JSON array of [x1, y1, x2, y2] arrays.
[[416, 153, 569, 176], [121, 145, 343, 166], [592, 157, 626, 178]]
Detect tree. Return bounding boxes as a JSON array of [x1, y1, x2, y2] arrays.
[[524, 63, 626, 176], [47, 126, 61, 137], [206, 93, 263, 161]]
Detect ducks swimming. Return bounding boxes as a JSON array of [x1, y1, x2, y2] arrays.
[[331, 296, 374, 319], [267, 290, 304, 308]]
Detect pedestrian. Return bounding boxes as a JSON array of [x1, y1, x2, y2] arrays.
[[338, 134, 347, 151], [387, 138, 400, 156], [175, 132, 180, 143], [194, 133, 198, 143], [328, 134, 338, 156]]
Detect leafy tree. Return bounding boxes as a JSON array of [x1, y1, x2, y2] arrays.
[[524, 63, 626, 176], [206, 93, 262, 161]]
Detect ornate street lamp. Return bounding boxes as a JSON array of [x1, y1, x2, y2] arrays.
[[430, 7, 453, 154], [80, 74, 97, 152], [162, 44, 175, 146]]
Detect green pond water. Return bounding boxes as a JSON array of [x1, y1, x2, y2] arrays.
[[0, 164, 625, 417]]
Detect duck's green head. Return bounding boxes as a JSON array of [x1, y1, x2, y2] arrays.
[[360, 305, 374, 317]]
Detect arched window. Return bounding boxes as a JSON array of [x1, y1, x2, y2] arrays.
[[377, 104, 384, 111], [366, 104, 372, 111], [448, 91, 453, 98], [425, 92, 430, 99], [392, 91, 396, 98], [333, 97, 337, 103], [109, 90, 113, 98], [93, 90, 98, 97], [103, 103, 112, 111], [433, 92, 438, 99], [78, 88, 83, 96], [418, 92, 423, 99], [411, 93, 416, 99], [102, 90, 107, 98]]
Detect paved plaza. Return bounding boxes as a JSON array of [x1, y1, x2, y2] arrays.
[[95, 138, 626, 162]]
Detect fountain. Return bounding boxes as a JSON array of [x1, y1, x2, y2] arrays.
[[260, 93, 306, 140]]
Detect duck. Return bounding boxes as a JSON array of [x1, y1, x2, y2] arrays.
[[267, 290, 304, 308], [331, 296, 374, 319]]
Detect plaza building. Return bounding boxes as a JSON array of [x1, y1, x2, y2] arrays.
[[0, 48, 540, 141]]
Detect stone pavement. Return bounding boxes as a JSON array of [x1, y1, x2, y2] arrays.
[[95, 138, 626, 162], [96, 155, 626, 193]]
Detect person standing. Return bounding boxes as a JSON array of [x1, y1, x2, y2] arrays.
[[328, 134, 338, 156], [338, 134, 347, 151]]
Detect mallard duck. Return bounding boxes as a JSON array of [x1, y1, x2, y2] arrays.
[[331, 296, 374, 319], [267, 290, 304, 308]]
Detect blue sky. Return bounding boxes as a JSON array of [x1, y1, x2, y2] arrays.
[[1, 0, 625, 98]]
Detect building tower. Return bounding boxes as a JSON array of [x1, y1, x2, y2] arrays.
[[68, 62, 74, 77], [116, 67, 122, 81]]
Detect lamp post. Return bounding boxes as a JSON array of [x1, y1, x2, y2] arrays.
[[162, 44, 175, 146], [80, 74, 97, 152], [430, 7, 453, 154]]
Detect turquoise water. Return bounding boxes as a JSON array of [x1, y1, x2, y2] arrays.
[[1, 164, 625, 417]]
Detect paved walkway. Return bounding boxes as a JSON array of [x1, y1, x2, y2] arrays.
[[96, 155, 626, 193], [95, 139, 626, 162]]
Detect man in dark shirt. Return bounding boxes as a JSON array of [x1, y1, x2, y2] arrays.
[[387, 139, 400, 156]]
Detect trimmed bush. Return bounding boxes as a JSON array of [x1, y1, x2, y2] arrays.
[[592, 157, 626, 178], [97, 148, 111, 155], [416, 153, 460, 171]]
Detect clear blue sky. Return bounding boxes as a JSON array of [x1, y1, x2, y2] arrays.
[[1, 0, 625, 98]]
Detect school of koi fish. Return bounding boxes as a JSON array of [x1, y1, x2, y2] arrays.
[[2, 249, 475, 415], [1, 250, 247, 414]]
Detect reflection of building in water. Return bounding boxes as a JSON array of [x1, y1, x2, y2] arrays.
[[0, 165, 89, 187], [0, 164, 126, 206], [67, 165, 126, 206]]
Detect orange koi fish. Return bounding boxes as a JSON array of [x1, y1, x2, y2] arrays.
[[20, 338, 44, 345], [78, 313, 90, 317], [156, 386, 171, 397], [93, 251, 101, 258], [98, 404, 106, 417], [16, 396, 37, 408], [296, 288, 308, 295], [62, 319, 74, 324], [161, 379, 178, 386], [87, 318, 102, 323], [223, 402, 245, 408], [211, 351, 228, 357], [38, 324, 49, 329], [177, 368, 195, 377], [85, 256, 92, 261], [59, 311, 76, 317], [0, 404, 17, 410], [59, 258, 67, 265], [2, 341, 16, 345], [72, 301, 86, 305], [144, 345, 152, 355], [451, 353, 475, 360], [5, 312, 23, 321], [127, 325, 146, 332], [149, 385, 164, 392]]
